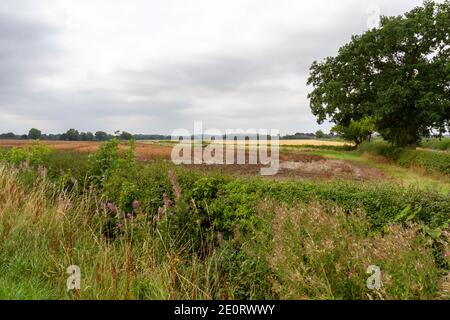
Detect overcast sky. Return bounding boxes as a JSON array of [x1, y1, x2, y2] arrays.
[[0, 0, 429, 135]]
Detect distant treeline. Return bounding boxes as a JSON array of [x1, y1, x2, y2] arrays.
[[0, 129, 172, 141], [282, 130, 334, 140], [0, 128, 334, 141]]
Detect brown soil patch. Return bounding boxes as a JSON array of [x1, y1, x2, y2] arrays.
[[185, 159, 387, 181]]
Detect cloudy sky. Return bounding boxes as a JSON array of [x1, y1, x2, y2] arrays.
[[0, 0, 429, 135]]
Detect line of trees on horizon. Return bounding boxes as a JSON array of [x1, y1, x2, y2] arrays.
[[0, 128, 335, 141], [0, 128, 172, 141]]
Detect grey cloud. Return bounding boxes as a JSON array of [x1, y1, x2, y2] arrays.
[[108, 11, 367, 132], [0, 0, 426, 134], [0, 12, 60, 89], [120, 9, 368, 97]]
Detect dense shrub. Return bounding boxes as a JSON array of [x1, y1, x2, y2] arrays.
[[0, 141, 53, 167], [178, 175, 450, 232], [398, 149, 450, 175], [358, 140, 450, 175], [87, 139, 123, 186]]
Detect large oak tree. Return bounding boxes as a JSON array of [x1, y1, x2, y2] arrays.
[[307, 1, 449, 146]]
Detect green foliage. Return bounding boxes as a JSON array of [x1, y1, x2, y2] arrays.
[[0, 146, 449, 300], [359, 140, 450, 174], [0, 141, 53, 167], [45, 151, 90, 182], [90, 154, 450, 251], [87, 139, 122, 186], [1, 139, 448, 300], [331, 117, 376, 145], [315, 130, 325, 139], [61, 128, 81, 141], [398, 149, 450, 174], [95, 131, 109, 141], [99, 154, 174, 216], [27, 128, 42, 140], [257, 202, 441, 299], [80, 132, 94, 141], [216, 242, 276, 299], [308, 1, 450, 146], [420, 138, 450, 151], [120, 131, 133, 141]]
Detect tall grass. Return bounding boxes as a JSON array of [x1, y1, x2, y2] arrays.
[[0, 166, 227, 299], [0, 165, 448, 299], [259, 201, 445, 299]]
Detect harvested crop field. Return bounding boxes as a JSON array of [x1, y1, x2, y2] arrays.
[[0, 140, 173, 161], [279, 139, 352, 146], [0, 140, 387, 181], [141, 139, 352, 147]]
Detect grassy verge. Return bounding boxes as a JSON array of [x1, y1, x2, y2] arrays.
[[420, 138, 450, 151], [282, 144, 450, 194]]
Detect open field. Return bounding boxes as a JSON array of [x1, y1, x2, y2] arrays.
[[1, 139, 447, 187], [0, 140, 385, 181], [0, 140, 173, 160], [279, 139, 351, 146], [139, 139, 351, 147]]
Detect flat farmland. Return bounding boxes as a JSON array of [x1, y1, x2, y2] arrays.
[[140, 139, 351, 146], [1, 139, 447, 187], [0, 139, 385, 181], [0, 139, 173, 160]]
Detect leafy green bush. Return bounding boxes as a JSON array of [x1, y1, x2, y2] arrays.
[[179, 174, 450, 231], [102, 162, 173, 214], [87, 139, 138, 182], [0, 141, 53, 167], [87, 139, 122, 186], [400, 149, 450, 175], [98, 158, 449, 244]]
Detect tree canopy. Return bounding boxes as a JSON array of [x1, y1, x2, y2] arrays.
[[119, 131, 133, 140], [62, 129, 81, 141], [28, 128, 42, 140], [331, 117, 376, 145], [307, 0, 450, 146]]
